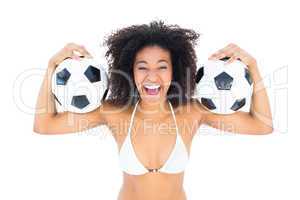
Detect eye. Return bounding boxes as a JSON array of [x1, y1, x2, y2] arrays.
[[138, 66, 147, 70], [159, 66, 167, 70]]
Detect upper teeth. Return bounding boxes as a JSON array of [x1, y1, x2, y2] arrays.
[[144, 84, 160, 89]]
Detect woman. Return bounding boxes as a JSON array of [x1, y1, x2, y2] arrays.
[[33, 20, 273, 200]]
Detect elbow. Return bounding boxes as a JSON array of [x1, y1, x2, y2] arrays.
[[257, 125, 274, 135], [33, 125, 47, 135], [251, 115, 274, 135], [33, 114, 56, 134], [260, 127, 273, 134], [33, 121, 50, 135], [260, 119, 274, 134]]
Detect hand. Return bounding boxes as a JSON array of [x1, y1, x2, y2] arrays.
[[208, 43, 257, 69], [48, 43, 92, 69]]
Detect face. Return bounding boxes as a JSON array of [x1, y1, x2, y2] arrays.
[[133, 45, 173, 103]]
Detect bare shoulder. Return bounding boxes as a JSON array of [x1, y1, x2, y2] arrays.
[[174, 99, 206, 125], [98, 100, 134, 141], [99, 100, 133, 126], [171, 100, 206, 139]]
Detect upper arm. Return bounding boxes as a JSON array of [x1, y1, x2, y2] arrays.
[[203, 111, 270, 134], [192, 99, 273, 135], [34, 101, 115, 135]]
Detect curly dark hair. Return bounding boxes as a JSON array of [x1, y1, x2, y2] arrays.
[[103, 20, 200, 108]]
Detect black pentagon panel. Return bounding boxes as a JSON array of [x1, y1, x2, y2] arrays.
[[201, 97, 216, 110], [230, 98, 246, 111], [84, 65, 101, 83], [244, 68, 253, 85], [219, 56, 230, 61], [53, 93, 62, 106], [214, 72, 234, 90], [71, 95, 89, 109], [56, 68, 71, 85], [220, 57, 242, 62], [196, 67, 204, 83], [102, 89, 109, 101]]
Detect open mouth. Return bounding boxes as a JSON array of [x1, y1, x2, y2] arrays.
[[143, 84, 161, 95]]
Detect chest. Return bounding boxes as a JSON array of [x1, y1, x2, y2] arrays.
[[107, 111, 200, 168]]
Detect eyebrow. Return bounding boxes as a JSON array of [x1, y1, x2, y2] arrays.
[[135, 59, 169, 65]]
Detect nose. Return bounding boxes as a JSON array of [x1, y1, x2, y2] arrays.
[[145, 69, 159, 81]]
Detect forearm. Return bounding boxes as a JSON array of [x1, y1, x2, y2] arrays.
[[248, 64, 273, 130]]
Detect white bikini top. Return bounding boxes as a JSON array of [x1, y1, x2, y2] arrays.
[[118, 99, 189, 175]]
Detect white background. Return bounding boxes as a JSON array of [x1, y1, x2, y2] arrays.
[[0, 0, 298, 199]]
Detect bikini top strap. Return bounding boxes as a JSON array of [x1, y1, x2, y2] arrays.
[[168, 101, 179, 134], [128, 99, 140, 136], [128, 100, 178, 135]]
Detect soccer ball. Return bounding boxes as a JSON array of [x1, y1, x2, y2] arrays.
[[51, 57, 109, 113], [194, 57, 253, 114]]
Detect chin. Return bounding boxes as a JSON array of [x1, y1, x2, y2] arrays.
[[140, 95, 160, 102], [142, 94, 169, 104]]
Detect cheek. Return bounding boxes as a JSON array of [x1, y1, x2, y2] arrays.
[[133, 72, 145, 90], [162, 71, 172, 88]]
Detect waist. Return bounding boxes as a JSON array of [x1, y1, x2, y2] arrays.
[[118, 171, 186, 200]]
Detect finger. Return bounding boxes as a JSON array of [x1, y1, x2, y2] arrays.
[[211, 47, 236, 60], [65, 43, 92, 58], [224, 54, 238, 65], [209, 50, 227, 60], [234, 55, 248, 65], [227, 43, 239, 49], [71, 54, 81, 60], [79, 45, 93, 58], [209, 45, 239, 60], [225, 53, 248, 65], [51, 49, 74, 65]]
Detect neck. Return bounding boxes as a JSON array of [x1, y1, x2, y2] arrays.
[[137, 99, 171, 118]]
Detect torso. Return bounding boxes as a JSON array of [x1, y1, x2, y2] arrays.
[[103, 100, 202, 200]]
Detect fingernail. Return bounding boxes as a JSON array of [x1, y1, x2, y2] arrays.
[[72, 55, 80, 60]]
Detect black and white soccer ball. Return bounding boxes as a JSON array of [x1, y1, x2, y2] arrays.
[[51, 57, 108, 113], [194, 57, 253, 114]]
